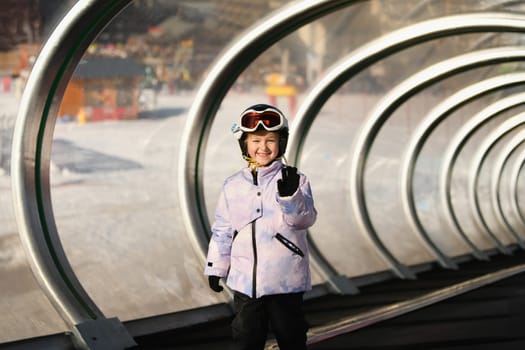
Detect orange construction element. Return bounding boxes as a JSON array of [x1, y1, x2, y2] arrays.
[[264, 72, 297, 115]]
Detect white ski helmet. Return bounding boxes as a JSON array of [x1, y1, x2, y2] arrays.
[[231, 104, 289, 158]]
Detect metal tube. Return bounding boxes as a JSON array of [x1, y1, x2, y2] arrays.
[[400, 73, 525, 262], [360, 48, 525, 272], [439, 93, 525, 255], [468, 113, 525, 250], [177, 0, 361, 294], [10, 0, 137, 348], [288, 13, 525, 279], [490, 129, 525, 242], [509, 148, 525, 231]]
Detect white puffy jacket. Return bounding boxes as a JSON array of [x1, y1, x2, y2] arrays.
[[204, 160, 317, 298]]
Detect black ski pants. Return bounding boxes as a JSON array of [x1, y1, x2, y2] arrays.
[[231, 291, 308, 350]]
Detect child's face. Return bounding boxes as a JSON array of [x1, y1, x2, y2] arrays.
[[245, 130, 280, 166]]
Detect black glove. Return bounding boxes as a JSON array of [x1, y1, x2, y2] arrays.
[[208, 275, 223, 292], [278, 166, 300, 197]]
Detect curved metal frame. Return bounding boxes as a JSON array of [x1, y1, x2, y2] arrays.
[[491, 129, 525, 240], [12, 1, 369, 339], [468, 113, 525, 249], [362, 48, 525, 271], [177, 0, 361, 294], [11, 1, 525, 347], [509, 148, 525, 230], [354, 48, 525, 271], [10, 0, 137, 348], [287, 13, 525, 279], [439, 93, 525, 254], [400, 73, 525, 262]]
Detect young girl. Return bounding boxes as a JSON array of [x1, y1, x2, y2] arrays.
[[204, 104, 317, 350]]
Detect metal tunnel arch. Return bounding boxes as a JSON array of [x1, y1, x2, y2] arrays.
[[468, 113, 525, 250], [10, 0, 370, 345], [358, 47, 525, 273], [509, 147, 525, 231], [439, 92, 525, 255], [491, 129, 525, 241], [400, 72, 525, 262], [178, 9, 525, 288], [10, 0, 137, 348], [10, 1, 525, 348], [288, 12, 525, 279]]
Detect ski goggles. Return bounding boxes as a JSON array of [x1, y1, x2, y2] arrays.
[[239, 107, 287, 132]]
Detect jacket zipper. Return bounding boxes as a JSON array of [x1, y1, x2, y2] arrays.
[[251, 221, 257, 298], [275, 233, 304, 257], [251, 170, 258, 298]]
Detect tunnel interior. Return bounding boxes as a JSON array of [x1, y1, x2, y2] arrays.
[[2, 0, 525, 348]]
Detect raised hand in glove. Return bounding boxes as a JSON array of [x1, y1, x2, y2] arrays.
[[277, 166, 300, 197], [208, 275, 223, 292]]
